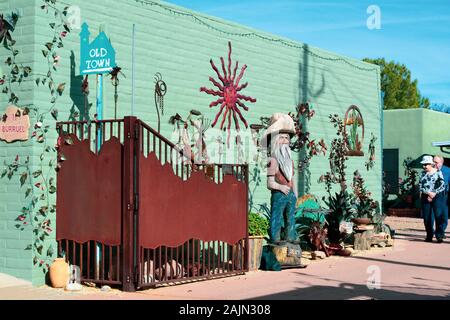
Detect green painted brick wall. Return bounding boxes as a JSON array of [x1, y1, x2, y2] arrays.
[[1, 0, 382, 285], [0, 0, 36, 283], [383, 108, 450, 180]]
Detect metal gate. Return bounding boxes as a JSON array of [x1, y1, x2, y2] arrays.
[[56, 117, 249, 291]]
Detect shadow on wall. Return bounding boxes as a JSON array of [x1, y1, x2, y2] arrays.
[[69, 50, 91, 121], [297, 44, 325, 196]]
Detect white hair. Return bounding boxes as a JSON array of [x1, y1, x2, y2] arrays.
[[271, 133, 293, 181]]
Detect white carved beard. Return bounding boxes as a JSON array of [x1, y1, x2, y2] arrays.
[[273, 142, 293, 182]]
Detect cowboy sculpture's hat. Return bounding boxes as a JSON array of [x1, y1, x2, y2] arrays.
[[260, 113, 295, 149]]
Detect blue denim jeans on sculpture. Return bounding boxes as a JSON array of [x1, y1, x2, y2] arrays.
[[422, 192, 446, 240], [270, 190, 297, 242]]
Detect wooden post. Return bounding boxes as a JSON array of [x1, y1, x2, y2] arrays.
[[122, 116, 137, 291]]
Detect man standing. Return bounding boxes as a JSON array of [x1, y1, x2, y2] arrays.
[[261, 113, 298, 244], [434, 155, 450, 232]]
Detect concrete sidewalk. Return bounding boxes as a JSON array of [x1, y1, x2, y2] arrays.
[[1, 217, 449, 300]]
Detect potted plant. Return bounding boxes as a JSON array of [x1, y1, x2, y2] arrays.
[[350, 170, 383, 230], [247, 211, 269, 271]]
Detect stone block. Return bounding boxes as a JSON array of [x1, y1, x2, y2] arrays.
[[354, 231, 373, 251], [312, 251, 326, 260]]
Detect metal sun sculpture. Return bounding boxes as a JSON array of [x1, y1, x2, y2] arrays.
[[200, 41, 256, 134]]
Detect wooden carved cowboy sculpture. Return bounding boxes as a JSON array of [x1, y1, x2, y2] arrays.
[[261, 113, 299, 245]]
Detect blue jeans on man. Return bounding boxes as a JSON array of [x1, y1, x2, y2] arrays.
[[270, 190, 298, 242], [422, 192, 446, 240], [440, 165, 450, 232]]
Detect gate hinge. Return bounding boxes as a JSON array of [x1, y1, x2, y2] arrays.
[[126, 275, 130, 283], [134, 193, 139, 211], [134, 266, 139, 284], [134, 125, 139, 140], [127, 197, 138, 212]]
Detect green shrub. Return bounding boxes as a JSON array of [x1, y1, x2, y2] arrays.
[[248, 212, 269, 236]]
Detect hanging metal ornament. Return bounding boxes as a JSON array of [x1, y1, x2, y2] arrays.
[[154, 72, 167, 133], [108, 66, 125, 120]]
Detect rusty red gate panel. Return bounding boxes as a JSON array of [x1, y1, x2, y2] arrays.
[[56, 135, 122, 245], [138, 152, 247, 249]]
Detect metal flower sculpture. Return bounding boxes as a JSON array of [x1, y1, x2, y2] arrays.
[[200, 41, 256, 133], [109, 66, 125, 120]]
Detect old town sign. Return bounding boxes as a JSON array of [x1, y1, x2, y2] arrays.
[[80, 22, 116, 75]]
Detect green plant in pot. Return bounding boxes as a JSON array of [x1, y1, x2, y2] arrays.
[[248, 212, 269, 237]]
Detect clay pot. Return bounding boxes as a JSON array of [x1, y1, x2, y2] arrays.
[[352, 217, 372, 225], [49, 258, 70, 288]]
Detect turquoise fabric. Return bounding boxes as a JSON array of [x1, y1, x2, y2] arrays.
[[259, 245, 281, 271], [295, 197, 326, 224]]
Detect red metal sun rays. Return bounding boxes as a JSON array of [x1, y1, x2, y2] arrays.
[[200, 41, 256, 132]]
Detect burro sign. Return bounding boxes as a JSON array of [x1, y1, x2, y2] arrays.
[[80, 22, 116, 75], [0, 105, 30, 142]]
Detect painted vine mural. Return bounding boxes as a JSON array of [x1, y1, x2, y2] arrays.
[[0, 1, 71, 273]]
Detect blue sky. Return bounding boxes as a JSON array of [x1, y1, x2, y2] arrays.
[[168, 0, 450, 104]]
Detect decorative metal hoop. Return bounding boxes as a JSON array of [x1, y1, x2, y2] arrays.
[[343, 105, 365, 156]]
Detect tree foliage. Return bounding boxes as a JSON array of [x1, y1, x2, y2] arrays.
[[363, 58, 430, 109]]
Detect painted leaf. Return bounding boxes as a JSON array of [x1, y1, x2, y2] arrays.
[[11, 65, 19, 74], [20, 172, 27, 186], [32, 170, 42, 178], [23, 66, 32, 76], [56, 83, 65, 95], [51, 109, 58, 120], [39, 206, 48, 215], [46, 245, 54, 257]]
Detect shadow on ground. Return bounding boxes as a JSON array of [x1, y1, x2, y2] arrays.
[[251, 281, 450, 300]]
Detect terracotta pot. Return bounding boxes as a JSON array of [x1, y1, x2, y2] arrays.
[[352, 217, 372, 225], [49, 258, 70, 288], [405, 195, 413, 204]]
